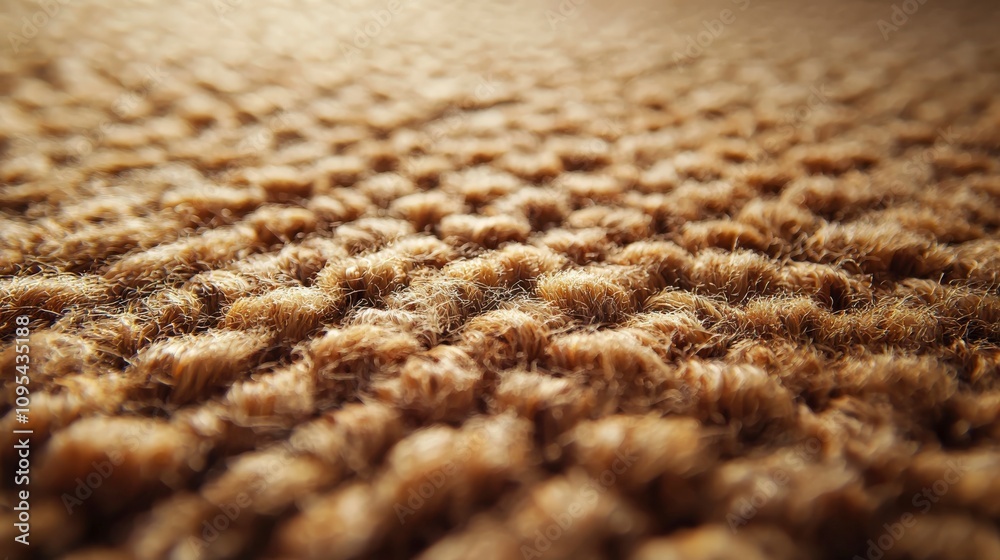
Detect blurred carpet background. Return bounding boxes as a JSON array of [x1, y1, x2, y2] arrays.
[[2, 0, 1000, 558]]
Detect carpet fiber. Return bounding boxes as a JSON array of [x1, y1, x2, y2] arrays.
[[2, 0, 1000, 558]]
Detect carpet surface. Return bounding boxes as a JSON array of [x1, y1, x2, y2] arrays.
[[2, 0, 1000, 558]]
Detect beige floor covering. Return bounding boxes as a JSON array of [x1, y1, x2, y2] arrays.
[[2, 0, 1000, 558]]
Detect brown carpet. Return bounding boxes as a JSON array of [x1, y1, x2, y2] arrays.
[[2, 0, 1000, 558]]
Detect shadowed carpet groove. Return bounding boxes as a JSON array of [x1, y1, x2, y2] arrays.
[[1, 0, 1000, 558]]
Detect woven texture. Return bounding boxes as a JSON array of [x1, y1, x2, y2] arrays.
[[2, 0, 1000, 558]]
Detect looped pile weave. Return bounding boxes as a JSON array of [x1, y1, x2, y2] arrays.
[[1, 0, 1000, 558]]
